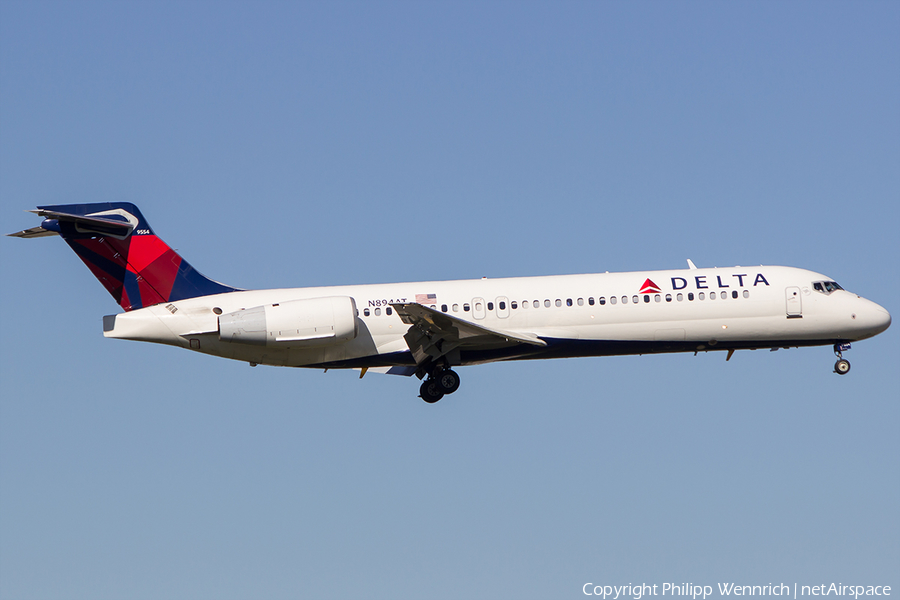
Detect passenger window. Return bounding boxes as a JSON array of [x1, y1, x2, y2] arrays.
[[609, 296, 616, 305], [588, 297, 595, 306], [375, 308, 382, 316], [632, 295, 639, 304], [643, 295, 650, 303], [499, 301, 506, 310], [476, 303, 483, 311], [622, 296, 628, 304], [699, 292, 705, 300], [452, 303, 459, 312], [386, 307, 393, 315], [464, 303, 470, 312], [688, 293, 694, 301], [487, 302, 494, 311], [655, 294, 661, 302], [721, 291, 727, 299], [709, 292, 715, 301], [544, 299, 551, 308], [665, 294, 671, 302], [676, 293, 683, 301], [553, 299, 560, 307], [599, 297, 606, 305], [577, 298, 584, 306], [441, 304, 448, 312], [566, 298, 573, 307], [511, 301, 517, 309], [364, 308, 370, 316], [534, 300, 540, 308], [743, 290, 749, 298]]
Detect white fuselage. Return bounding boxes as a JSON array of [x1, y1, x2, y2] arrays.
[[103, 265, 891, 369]]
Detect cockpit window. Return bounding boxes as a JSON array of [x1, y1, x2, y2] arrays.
[[813, 280, 844, 294]]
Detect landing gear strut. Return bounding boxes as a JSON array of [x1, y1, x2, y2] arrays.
[[418, 367, 461, 403], [833, 343, 851, 375]]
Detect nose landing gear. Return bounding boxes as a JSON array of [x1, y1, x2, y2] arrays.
[[418, 367, 462, 403], [833, 343, 851, 375]]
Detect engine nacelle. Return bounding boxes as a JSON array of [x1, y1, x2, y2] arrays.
[[218, 296, 359, 347]]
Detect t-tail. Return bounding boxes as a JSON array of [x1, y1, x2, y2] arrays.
[[8, 202, 238, 311]]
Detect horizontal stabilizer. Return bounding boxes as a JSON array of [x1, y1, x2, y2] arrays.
[[7, 226, 58, 238], [32, 208, 135, 237], [8, 208, 136, 238]]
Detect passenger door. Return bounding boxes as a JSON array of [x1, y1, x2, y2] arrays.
[[785, 286, 802, 317]]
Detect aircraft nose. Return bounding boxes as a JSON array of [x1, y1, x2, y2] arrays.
[[872, 305, 891, 334], [856, 299, 891, 338]]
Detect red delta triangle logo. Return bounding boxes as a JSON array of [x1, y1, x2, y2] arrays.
[[639, 278, 661, 294]]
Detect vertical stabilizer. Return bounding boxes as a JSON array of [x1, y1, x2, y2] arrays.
[[9, 202, 238, 311]]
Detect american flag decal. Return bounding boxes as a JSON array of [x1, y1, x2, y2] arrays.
[[415, 293, 437, 304]]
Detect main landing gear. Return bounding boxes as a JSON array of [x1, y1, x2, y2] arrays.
[[419, 368, 461, 403], [833, 343, 851, 375]]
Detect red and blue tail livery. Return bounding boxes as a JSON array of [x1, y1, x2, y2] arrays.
[[9, 202, 890, 402], [9, 202, 237, 311]]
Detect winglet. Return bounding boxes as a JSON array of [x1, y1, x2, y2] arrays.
[[687, 259, 698, 270]]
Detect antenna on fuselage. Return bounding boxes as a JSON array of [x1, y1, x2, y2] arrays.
[[687, 259, 698, 270]]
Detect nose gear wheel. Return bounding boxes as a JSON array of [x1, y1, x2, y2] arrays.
[[832, 343, 851, 375]]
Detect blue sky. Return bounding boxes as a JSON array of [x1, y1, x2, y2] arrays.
[[1, 2, 898, 598]]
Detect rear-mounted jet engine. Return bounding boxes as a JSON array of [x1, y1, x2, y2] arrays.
[[218, 296, 358, 347]]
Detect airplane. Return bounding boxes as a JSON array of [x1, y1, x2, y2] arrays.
[[9, 202, 892, 402]]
